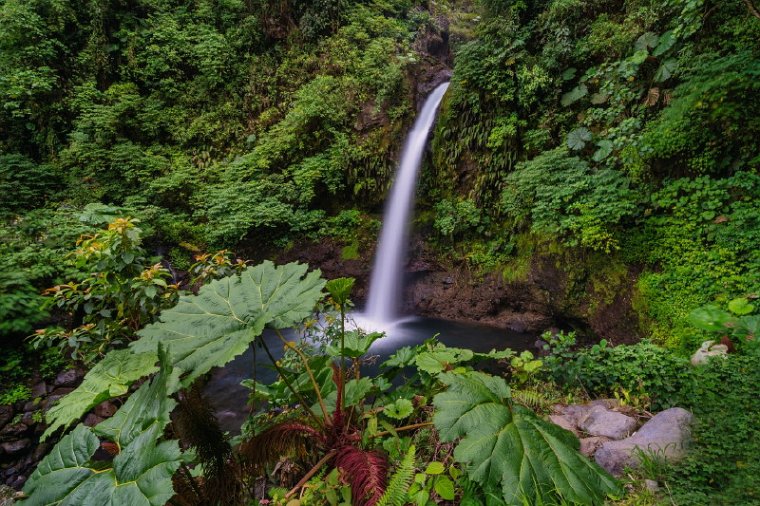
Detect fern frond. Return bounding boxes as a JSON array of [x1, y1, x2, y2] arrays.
[[377, 445, 415, 506], [334, 445, 389, 506], [512, 388, 553, 411]]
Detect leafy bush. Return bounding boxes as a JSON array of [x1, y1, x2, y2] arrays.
[[664, 353, 760, 505], [501, 149, 639, 252], [542, 332, 692, 411], [0, 155, 59, 218], [35, 218, 179, 361], [625, 173, 760, 349], [27, 264, 622, 506], [640, 52, 760, 176], [0, 272, 46, 338]]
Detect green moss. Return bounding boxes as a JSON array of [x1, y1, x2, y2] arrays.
[[341, 242, 360, 261]]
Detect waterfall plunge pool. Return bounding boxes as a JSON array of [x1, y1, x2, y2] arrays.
[[204, 84, 538, 432], [205, 316, 537, 433]]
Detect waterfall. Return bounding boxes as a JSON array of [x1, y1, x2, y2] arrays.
[[365, 82, 449, 324]]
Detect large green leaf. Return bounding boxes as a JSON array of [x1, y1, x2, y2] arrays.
[[132, 261, 325, 386], [415, 343, 474, 374], [560, 84, 588, 107], [23, 347, 182, 506], [433, 372, 621, 505], [326, 330, 383, 358], [42, 350, 159, 440], [566, 127, 592, 151]]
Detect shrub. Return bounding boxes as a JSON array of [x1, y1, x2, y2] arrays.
[[501, 149, 639, 252]]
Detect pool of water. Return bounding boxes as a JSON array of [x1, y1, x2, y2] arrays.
[[204, 315, 537, 433]]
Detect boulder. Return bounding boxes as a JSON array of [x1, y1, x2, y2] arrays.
[[579, 436, 611, 457], [549, 414, 578, 435], [579, 405, 637, 440], [595, 407, 693, 476], [0, 424, 29, 442], [552, 404, 590, 426], [83, 414, 104, 427], [53, 370, 80, 388], [0, 439, 31, 456], [0, 407, 13, 431], [691, 340, 729, 365], [94, 401, 117, 418], [42, 388, 75, 411]]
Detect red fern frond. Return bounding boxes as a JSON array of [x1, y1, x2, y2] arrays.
[[239, 422, 324, 470], [334, 445, 388, 506]]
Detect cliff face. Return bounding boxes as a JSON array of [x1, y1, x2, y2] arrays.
[[279, 231, 643, 344]]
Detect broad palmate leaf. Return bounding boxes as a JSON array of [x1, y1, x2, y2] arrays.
[[42, 350, 159, 440], [433, 372, 621, 505], [23, 347, 182, 506], [132, 261, 325, 387]]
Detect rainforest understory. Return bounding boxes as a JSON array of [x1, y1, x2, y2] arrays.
[[1, 0, 759, 504]]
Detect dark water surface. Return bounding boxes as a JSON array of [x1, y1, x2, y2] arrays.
[[204, 316, 536, 433]]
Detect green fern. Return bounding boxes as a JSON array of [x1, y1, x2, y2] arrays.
[[376, 445, 416, 506], [512, 388, 553, 411]]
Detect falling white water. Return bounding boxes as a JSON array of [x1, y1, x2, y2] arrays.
[[364, 82, 449, 326]]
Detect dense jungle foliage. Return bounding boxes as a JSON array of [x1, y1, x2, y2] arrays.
[[1, 0, 759, 504]]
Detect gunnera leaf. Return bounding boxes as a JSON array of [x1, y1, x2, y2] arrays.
[[635, 32, 659, 52], [654, 58, 678, 82], [433, 371, 621, 505], [383, 398, 414, 420], [42, 350, 159, 441], [560, 84, 588, 106], [567, 127, 592, 151], [132, 261, 325, 387], [23, 346, 183, 506], [415, 344, 474, 374]]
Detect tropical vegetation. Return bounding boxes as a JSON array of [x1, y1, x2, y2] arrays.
[[1, 0, 759, 504]]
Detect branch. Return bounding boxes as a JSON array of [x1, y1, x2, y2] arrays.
[[275, 329, 331, 424], [743, 0, 760, 19], [371, 421, 433, 438], [285, 449, 337, 499], [260, 339, 322, 427]]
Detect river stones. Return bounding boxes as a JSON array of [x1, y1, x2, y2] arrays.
[[595, 407, 693, 476]]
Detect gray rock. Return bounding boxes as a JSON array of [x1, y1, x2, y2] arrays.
[[83, 414, 104, 427], [644, 479, 660, 492], [595, 407, 693, 476], [555, 404, 591, 426], [42, 388, 75, 411], [54, 369, 79, 387], [0, 439, 31, 455], [94, 401, 117, 418], [579, 405, 637, 440], [549, 414, 578, 435], [579, 436, 611, 457], [589, 398, 622, 410], [0, 424, 29, 442], [30, 382, 47, 399], [19, 412, 35, 427], [691, 340, 728, 365], [0, 407, 13, 431]]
